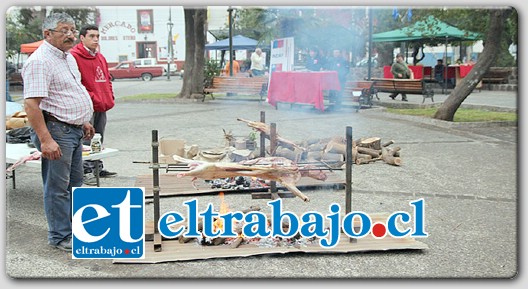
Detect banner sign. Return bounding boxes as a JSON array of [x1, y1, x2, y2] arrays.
[[269, 37, 295, 73]]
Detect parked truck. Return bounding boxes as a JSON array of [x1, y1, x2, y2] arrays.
[[133, 58, 178, 76], [108, 61, 164, 81]]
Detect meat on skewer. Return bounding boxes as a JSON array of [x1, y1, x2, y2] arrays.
[[172, 155, 326, 202]]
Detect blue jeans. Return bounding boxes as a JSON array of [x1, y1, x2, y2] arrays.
[[251, 69, 264, 76], [31, 121, 84, 245]]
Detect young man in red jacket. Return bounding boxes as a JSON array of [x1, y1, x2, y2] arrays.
[[71, 24, 116, 184]]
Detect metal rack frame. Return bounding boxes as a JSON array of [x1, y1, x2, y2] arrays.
[[148, 112, 354, 251]]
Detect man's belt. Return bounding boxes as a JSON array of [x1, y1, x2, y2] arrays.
[[42, 111, 83, 129]]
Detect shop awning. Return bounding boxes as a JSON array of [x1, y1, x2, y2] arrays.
[[20, 40, 44, 54]]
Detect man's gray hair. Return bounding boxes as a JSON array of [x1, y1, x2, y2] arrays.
[[42, 12, 75, 30]]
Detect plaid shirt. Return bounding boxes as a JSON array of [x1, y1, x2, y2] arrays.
[[22, 41, 93, 125]]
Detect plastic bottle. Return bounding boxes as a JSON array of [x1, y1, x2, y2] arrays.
[[91, 133, 102, 153]]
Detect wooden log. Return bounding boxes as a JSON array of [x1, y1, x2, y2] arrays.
[[359, 137, 381, 150], [321, 152, 345, 162], [274, 146, 299, 162], [307, 151, 344, 162], [356, 156, 381, 165], [390, 146, 401, 157], [323, 139, 346, 155], [178, 220, 203, 243], [381, 147, 402, 166], [178, 235, 193, 243], [304, 138, 325, 146], [356, 153, 372, 160], [382, 140, 395, 147], [230, 236, 244, 248], [307, 143, 326, 152], [213, 237, 227, 246], [267, 146, 304, 162], [357, 147, 380, 158], [306, 151, 323, 161], [185, 144, 200, 159]]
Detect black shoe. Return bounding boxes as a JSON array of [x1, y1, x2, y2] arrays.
[[51, 237, 72, 252], [99, 170, 117, 178], [389, 95, 396, 100], [402, 98, 408, 102]]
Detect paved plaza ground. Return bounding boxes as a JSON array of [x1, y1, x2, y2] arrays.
[[2, 79, 522, 284]]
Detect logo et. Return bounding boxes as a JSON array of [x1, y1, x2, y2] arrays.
[[72, 187, 145, 259]]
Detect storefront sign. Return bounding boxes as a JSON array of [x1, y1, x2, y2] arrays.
[[100, 21, 136, 34]]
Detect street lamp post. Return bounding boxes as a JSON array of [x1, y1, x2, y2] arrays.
[[367, 7, 373, 80], [228, 7, 233, 77], [167, 8, 174, 80]]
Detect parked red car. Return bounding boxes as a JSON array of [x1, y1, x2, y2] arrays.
[[108, 61, 164, 81]]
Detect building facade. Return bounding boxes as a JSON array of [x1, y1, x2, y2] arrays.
[[97, 6, 186, 66], [96, 6, 235, 67]]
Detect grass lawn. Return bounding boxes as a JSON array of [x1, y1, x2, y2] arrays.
[[386, 107, 517, 122]]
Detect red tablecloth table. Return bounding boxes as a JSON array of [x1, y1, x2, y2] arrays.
[[267, 71, 341, 112], [458, 64, 474, 78], [453, 65, 481, 89]]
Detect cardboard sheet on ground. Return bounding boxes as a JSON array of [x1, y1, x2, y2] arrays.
[[114, 213, 428, 264]]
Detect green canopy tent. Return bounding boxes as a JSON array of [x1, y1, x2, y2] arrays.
[[372, 15, 481, 91], [372, 15, 481, 43]]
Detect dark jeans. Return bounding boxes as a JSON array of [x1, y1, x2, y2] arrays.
[[31, 122, 84, 245]]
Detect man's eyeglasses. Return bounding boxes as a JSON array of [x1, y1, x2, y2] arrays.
[[49, 29, 79, 36]]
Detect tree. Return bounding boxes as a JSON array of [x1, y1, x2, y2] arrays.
[[6, 7, 97, 57], [433, 8, 514, 121], [180, 8, 207, 99], [235, 7, 367, 61]]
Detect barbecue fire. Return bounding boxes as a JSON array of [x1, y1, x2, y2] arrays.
[[186, 193, 320, 249]]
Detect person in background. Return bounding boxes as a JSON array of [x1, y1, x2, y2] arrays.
[[224, 56, 240, 76], [305, 47, 323, 71], [389, 53, 411, 101], [250, 48, 265, 77], [70, 24, 117, 185], [434, 59, 445, 87], [324, 49, 349, 108], [22, 12, 95, 252]]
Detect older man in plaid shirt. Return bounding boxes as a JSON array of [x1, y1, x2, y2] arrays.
[[22, 12, 95, 252]]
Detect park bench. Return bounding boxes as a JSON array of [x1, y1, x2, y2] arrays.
[[481, 67, 511, 89], [203, 76, 269, 102], [371, 77, 434, 103], [342, 80, 378, 112]]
